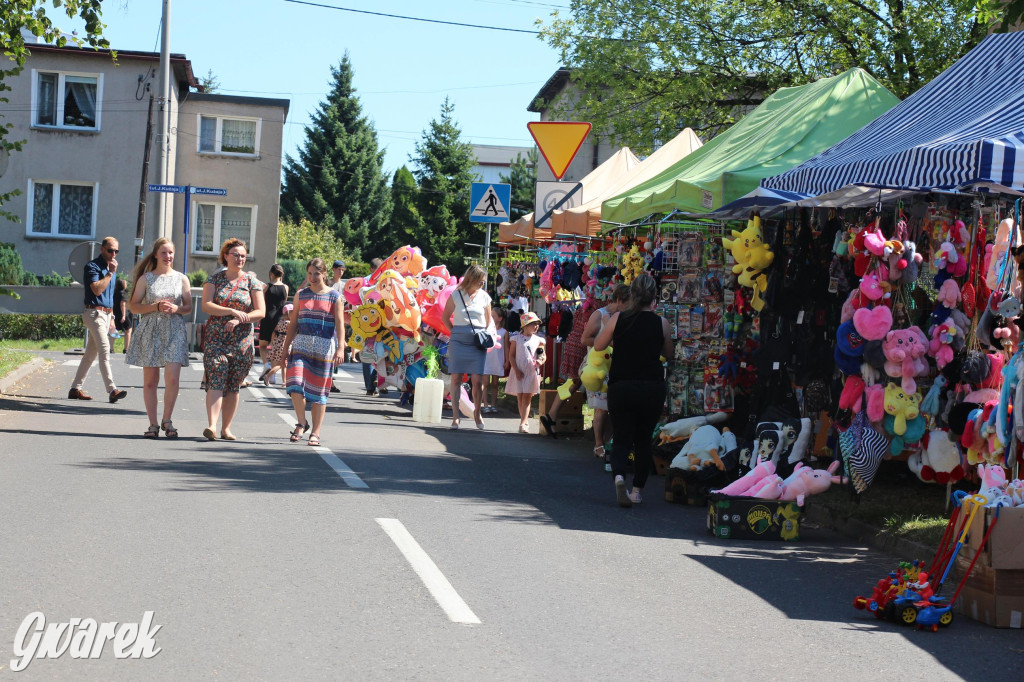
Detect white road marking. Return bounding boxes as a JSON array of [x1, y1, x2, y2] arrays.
[[376, 518, 481, 625], [334, 369, 354, 379], [63, 360, 94, 366], [276, 412, 368, 489], [266, 387, 288, 400], [191, 364, 204, 370], [247, 385, 265, 400]]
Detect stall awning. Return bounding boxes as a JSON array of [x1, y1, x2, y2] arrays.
[[549, 129, 703, 236], [763, 32, 1024, 196], [600, 68, 899, 224], [497, 146, 641, 244]]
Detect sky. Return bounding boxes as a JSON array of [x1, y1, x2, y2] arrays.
[[68, 0, 567, 175]]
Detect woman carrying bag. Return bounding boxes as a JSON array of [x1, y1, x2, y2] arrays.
[[441, 264, 493, 430]]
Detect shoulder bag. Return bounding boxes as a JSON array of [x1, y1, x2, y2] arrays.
[[458, 290, 494, 350]]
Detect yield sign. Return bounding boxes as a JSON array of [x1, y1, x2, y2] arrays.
[[527, 121, 592, 180]]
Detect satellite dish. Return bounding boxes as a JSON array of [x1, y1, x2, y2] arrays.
[[68, 241, 103, 284]]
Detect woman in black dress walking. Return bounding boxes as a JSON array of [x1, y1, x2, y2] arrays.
[[259, 263, 289, 382]]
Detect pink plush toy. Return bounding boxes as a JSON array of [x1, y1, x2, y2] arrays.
[[839, 375, 866, 412], [977, 462, 1008, 503], [865, 384, 885, 422], [882, 326, 929, 394], [779, 461, 846, 506], [853, 305, 893, 341], [714, 457, 781, 497], [950, 219, 970, 250], [859, 269, 891, 303], [937, 280, 961, 309], [863, 227, 887, 257], [928, 320, 957, 369]]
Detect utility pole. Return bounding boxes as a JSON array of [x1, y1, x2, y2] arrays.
[[157, 0, 172, 239], [135, 94, 155, 266]]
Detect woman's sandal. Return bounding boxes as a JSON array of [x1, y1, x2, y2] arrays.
[[144, 424, 160, 439], [289, 422, 309, 442], [160, 420, 178, 439], [539, 414, 558, 439], [307, 434, 321, 447], [594, 445, 606, 459]]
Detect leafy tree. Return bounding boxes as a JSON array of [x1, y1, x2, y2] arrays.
[[539, 0, 1000, 154], [280, 53, 392, 260], [500, 149, 538, 221], [411, 98, 479, 267], [366, 165, 424, 261], [276, 217, 350, 262], [0, 2, 109, 298]]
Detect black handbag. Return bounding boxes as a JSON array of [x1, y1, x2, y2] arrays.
[[458, 290, 494, 350]]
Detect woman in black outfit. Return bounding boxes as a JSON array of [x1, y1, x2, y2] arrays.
[[593, 273, 673, 507], [259, 263, 289, 381]]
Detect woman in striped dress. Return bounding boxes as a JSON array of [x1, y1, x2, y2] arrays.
[[282, 258, 346, 446]]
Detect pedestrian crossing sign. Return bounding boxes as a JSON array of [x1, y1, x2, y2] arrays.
[[469, 182, 511, 223]]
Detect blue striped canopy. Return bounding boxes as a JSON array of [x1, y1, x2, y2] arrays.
[[763, 32, 1024, 196]]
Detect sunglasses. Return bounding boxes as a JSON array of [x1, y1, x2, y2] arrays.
[[106, 248, 119, 254]]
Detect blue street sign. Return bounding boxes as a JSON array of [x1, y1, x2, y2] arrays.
[[191, 187, 228, 196], [147, 184, 186, 194], [469, 182, 511, 223]]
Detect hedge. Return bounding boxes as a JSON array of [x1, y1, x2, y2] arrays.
[[0, 314, 85, 340]]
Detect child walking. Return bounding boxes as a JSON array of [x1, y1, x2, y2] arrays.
[[506, 311, 545, 433], [482, 306, 509, 414]]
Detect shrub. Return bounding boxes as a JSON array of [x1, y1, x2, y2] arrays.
[[279, 259, 308, 291], [188, 269, 208, 287], [36, 271, 74, 287], [0, 242, 25, 286], [0, 314, 84, 340]]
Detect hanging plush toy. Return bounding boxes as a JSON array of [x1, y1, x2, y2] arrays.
[[882, 326, 929, 394], [722, 214, 773, 312], [620, 244, 644, 284]]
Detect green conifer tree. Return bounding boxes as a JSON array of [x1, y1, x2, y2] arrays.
[[279, 53, 391, 260], [367, 166, 424, 261], [411, 98, 478, 268]]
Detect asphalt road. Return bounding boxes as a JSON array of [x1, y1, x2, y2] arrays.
[[0, 353, 1021, 681]]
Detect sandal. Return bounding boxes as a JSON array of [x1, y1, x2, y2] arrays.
[[160, 420, 178, 439], [307, 434, 321, 447], [144, 424, 160, 439], [539, 414, 558, 439], [289, 423, 308, 442]]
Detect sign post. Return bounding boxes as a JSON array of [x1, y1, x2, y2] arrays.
[[469, 182, 511, 264], [147, 183, 227, 274]]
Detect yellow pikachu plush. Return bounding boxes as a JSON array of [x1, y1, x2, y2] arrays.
[[580, 346, 613, 393]]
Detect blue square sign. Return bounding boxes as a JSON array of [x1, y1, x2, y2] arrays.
[[469, 182, 511, 223]]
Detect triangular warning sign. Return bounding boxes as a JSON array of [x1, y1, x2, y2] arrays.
[[471, 185, 508, 220], [527, 121, 592, 180]]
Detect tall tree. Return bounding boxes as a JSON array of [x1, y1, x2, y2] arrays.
[[366, 165, 424, 261], [539, 0, 1001, 154], [411, 98, 478, 268], [280, 53, 392, 260], [0, 2, 109, 298], [500, 149, 538, 221]]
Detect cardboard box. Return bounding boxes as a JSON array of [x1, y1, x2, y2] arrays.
[[965, 505, 1024, 569], [535, 389, 585, 435], [949, 558, 1024, 628], [706, 494, 803, 541]]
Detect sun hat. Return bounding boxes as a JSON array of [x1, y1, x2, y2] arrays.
[[519, 311, 541, 327]]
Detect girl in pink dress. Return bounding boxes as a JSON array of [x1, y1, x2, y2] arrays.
[[506, 312, 545, 433]]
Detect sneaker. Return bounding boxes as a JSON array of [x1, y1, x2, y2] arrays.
[[379, 388, 390, 396], [628, 488, 643, 505], [615, 475, 632, 508], [330, 385, 341, 393], [108, 389, 127, 404]]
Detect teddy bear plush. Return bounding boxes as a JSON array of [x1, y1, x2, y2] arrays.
[[907, 429, 965, 484], [882, 326, 929, 394], [723, 215, 773, 311], [928, 320, 958, 369], [883, 383, 920, 436]]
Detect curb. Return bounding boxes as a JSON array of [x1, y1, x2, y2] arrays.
[[0, 355, 47, 394], [804, 502, 935, 562]]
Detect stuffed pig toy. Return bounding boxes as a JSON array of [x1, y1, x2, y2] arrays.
[[882, 326, 929, 394], [779, 461, 846, 506]]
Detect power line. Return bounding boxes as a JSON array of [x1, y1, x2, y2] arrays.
[[217, 80, 545, 97], [282, 0, 540, 34]]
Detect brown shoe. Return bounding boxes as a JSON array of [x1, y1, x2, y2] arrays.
[[109, 389, 127, 403], [68, 388, 92, 400]]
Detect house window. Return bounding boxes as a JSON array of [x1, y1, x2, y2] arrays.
[[33, 71, 101, 129], [197, 115, 260, 155], [27, 180, 97, 237], [193, 203, 257, 255]]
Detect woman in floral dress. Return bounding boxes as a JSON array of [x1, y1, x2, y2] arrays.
[[283, 258, 345, 446], [126, 238, 193, 438], [200, 238, 265, 441]]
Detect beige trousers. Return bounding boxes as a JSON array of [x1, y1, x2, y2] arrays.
[[72, 308, 116, 393]]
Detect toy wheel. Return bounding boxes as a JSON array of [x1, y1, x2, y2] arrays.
[[853, 597, 866, 610], [930, 624, 939, 633], [868, 600, 879, 612], [899, 605, 918, 626], [939, 611, 953, 627]]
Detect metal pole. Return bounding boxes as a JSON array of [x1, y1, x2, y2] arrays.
[[183, 186, 191, 275], [157, 0, 172, 239], [135, 94, 155, 266]]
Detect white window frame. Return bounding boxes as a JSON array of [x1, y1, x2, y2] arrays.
[[25, 179, 99, 239], [196, 114, 262, 157], [30, 69, 103, 131], [191, 201, 258, 258]]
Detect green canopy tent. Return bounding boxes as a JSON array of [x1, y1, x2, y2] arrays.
[[601, 68, 899, 224]]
